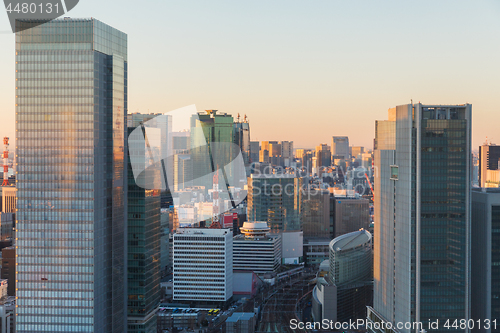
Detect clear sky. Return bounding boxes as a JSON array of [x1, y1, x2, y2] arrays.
[[1, 0, 499, 149]]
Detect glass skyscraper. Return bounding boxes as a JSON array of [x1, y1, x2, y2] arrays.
[[247, 175, 303, 232], [127, 126, 161, 333], [190, 110, 235, 191], [369, 103, 472, 333], [15, 19, 127, 332]]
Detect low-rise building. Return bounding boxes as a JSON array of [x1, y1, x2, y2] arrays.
[[224, 312, 255, 333], [233, 222, 281, 274]]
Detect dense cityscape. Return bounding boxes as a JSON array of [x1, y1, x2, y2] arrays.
[[0, 3, 499, 333]]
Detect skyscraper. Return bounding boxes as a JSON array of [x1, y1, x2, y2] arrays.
[[15, 19, 127, 332], [190, 110, 235, 190], [247, 175, 303, 232], [315, 144, 331, 169], [233, 118, 251, 166], [331, 136, 350, 163], [479, 144, 500, 188], [369, 103, 472, 333], [471, 188, 500, 333], [127, 125, 161, 332]]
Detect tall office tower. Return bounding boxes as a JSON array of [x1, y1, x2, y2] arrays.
[[369, 104, 472, 333], [302, 189, 330, 238], [1, 246, 15, 297], [296, 149, 313, 173], [247, 175, 303, 232], [259, 148, 269, 164], [233, 222, 282, 274], [172, 131, 190, 154], [249, 141, 260, 164], [260, 141, 282, 166], [471, 188, 500, 333], [332, 196, 370, 238], [479, 144, 500, 188], [332, 136, 350, 163], [350, 146, 364, 159], [190, 110, 235, 190], [15, 19, 127, 332], [173, 228, 233, 306], [280, 141, 294, 167], [268, 142, 283, 167], [173, 154, 192, 191], [127, 126, 161, 332], [0, 187, 15, 213], [233, 118, 251, 166], [315, 144, 331, 169]]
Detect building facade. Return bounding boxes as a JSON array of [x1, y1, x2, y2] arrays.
[[15, 18, 128, 332], [247, 175, 303, 232], [302, 189, 330, 238], [479, 144, 500, 188], [312, 230, 372, 322], [471, 188, 500, 333], [127, 125, 161, 332], [332, 196, 370, 238], [371, 104, 472, 333], [233, 222, 282, 274], [0, 187, 15, 213], [331, 136, 350, 162], [173, 228, 233, 305]]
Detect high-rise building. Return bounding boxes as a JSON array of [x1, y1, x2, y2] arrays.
[[15, 18, 128, 332], [332, 196, 370, 238], [315, 144, 331, 169], [1, 247, 15, 297], [190, 110, 235, 190], [332, 136, 350, 162], [233, 119, 251, 166], [233, 222, 282, 274], [127, 126, 161, 332], [471, 188, 500, 333], [296, 149, 313, 173], [350, 146, 364, 159], [302, 189, 330, 238], [479, 144, 500, 188], [249, 141, 260, 164], [247, 175, 303, 232], [173, 154, 192, 191], [0, 187, 15, 213], [0, 213, 14, 241], [369, 103, 472, 333], [312, 230, 372, 322], [280, 141, 294, 167], [173, 228, 233, 306]]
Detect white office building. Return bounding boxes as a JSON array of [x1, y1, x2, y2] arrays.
[[233, 222, 282, 274], [173, 228, 233, 304]]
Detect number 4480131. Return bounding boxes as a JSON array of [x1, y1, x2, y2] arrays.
[[5, 2, 60, 14]]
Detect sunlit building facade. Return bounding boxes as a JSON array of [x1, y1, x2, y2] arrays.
[[370, 104, 472, 333], [15, 18, 127, 332]]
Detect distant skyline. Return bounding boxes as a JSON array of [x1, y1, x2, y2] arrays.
[[1, 0, 500, 149]]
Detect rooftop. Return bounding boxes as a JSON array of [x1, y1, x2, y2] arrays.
[[330, 230, 371, 252], [226, 312, 255, 323]]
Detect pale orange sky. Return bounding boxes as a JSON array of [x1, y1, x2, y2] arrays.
[[1, 1, 500, 150]]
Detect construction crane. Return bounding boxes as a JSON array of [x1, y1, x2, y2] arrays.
[[2, 137, 9, 186]]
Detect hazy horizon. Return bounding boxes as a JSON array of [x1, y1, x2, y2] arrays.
[[1, 0, 500, 150]]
